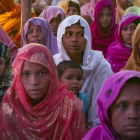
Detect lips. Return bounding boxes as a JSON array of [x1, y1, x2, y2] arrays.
[[69, 46, 79, 50], [125, 125, 140, 130], [32, 40, 40, 43], [29, 89, 41, 95]]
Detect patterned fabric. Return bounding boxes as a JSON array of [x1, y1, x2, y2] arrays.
[[82, 70, 140, 140], [107, 13, 140, 73], [0, 43, 86, 140], [0, 42, 12, 105]]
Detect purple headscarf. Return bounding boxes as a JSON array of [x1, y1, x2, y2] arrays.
[[107, 13, 140, 73], [22, 17, 59, 55], [39, 6, 66, 23], [82, 70, 140, 140]]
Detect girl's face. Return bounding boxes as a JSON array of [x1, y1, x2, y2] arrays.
[[0, 58, 6, 77], [49, 14, 61, 36], [110, 83, 140, 140], [121, 22, 137, 45], [99, 6, 111, 30], [21, 60, 50, 106]]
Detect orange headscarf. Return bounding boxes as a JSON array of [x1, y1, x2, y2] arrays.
[[0, 43, 86, 139], [121, 23, 140, 71], [0, 0, 21, 47]]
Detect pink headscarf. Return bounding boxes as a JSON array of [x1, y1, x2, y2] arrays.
[[22, 17, 59, 55], [39, 6, 66, 23], [0, 43, 86, 139], [107, 13, 140, 73], [0, 25, 17, 61], [81, 0, 96, 21], [82, 70, 140, 140], [90, 0, 117, 58]]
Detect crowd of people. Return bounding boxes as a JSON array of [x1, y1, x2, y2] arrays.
[[0, 0, 140, 139]]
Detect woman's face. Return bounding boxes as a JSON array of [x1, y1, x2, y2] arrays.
[[49, 14, 61, 36], [26, 22, 45, 45], [99, 6, 111, 30], [121, 22, 137, 45], [0, 58, 5, 77], [110, 83, 140, 140], [21, 60, 50, 106]]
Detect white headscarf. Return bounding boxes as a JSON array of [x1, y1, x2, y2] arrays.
[[54, 15, 113, 124]]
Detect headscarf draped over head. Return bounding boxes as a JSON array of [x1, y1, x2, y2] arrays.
[[107, 13, 140, 73], [22, 17, 59, 55], [81, 0, 96, 21], [0, 42, 12, 103], [125, 6, 140, 15], [0, 43, 86, 139], [0, 0, 21, 47], [39, 6, 66, 23], [90, 0, 117, 58], [58, 0, 81, 15], [82, 70, 140, 140], [122, 22, 140, 71]]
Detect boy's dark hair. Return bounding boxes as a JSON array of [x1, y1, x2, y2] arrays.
[[125, 77, 140, 84], [68, 1, 80, 15], [57, 60, 83, 78]]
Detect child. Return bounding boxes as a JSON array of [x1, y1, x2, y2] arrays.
[[57, 60, 89, 117]]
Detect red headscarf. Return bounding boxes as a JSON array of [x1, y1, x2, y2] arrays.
[[0, 43, 86, 140], [90, 0, 117, 58]]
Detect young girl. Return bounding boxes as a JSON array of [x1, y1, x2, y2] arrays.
[[107, 13, 140, 73], [82, 70, 140, 140], [0, 43, 86, 139], [57, 60, 89, 117]]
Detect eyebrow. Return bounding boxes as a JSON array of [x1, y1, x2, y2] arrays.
[[22, 68, 47, 72]]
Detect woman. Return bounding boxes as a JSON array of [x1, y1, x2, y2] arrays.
[[53, 15, 113, 127], [39, 6, 66, 36], [58, 0, 80, 17], [82, 70, 140, 140], [0, 43, 86, 139], [122, 22, 140, 71], [106, 13, 140, 73], [22, 17, 58, 55], [0, 42, 12, 105], [116, 0, 133, 23], [90, 0, 117, 58]]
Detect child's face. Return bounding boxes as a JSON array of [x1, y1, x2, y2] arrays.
[[60, 68, 83, 94]]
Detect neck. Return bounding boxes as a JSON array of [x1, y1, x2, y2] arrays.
[[30, 96, 44, 106], [68, 52, 84, 65], [101, 26, 110, 33]]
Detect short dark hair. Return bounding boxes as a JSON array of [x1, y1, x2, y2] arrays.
[[57, 60, 83, 78], [125, 77, 140, 84], [68, 1, 80, 15]]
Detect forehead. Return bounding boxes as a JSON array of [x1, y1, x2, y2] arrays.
[[114, 83, 140, 103], [64, 68, 82, 75], [65, 23, 84, 31], [101, 6, 111, 14], [28, 22, 41, 29]]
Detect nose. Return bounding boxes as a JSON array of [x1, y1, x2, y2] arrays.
[[127, 106, 139, 120], [103, 15, 107, 21], [73, 79, 79, 85], [33, 30, 38, 38], [126, 28, 133, 36], [30, 75, 39, 86], [71, 34, 78, 42]]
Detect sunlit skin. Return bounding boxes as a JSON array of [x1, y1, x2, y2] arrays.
[[0, 58, 5, 77], [60, 68, 83, 96], [49, 14, 61, 36], [66, 7, 78, 17], [62, 23, 87, 65], [21, 60, 50, 106], [121, 0, 133, 10], [99, 6, 111, 33], [26, 22, 45, 45], [121, 22, 137, 45], [110, 83, 140, 140]]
